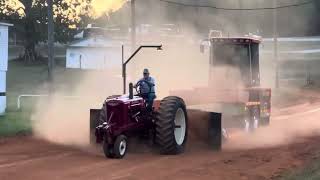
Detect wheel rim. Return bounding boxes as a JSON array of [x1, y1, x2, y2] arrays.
[[119, 140, 127, 156], [174, 108, 186, 145], [244, 119, 250, 132], [253, 116, 259, 129]]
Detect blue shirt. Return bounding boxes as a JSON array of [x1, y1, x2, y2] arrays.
[[137, 77, 155, 94]]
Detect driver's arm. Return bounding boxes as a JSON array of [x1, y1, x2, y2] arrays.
[[134, 79, 142, 88]]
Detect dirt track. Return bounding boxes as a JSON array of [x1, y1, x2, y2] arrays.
[[1, 102, 320, 180]]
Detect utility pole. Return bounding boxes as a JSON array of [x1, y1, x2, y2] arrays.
[[47, 0, 54, 83], [273, 0, 279, 88], [195, 1, 200, 31], [131, 0, 136, 52], [238, 0, 243, 35]]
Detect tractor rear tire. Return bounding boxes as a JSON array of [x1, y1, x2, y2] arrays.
[[155, 96, 188, 155]]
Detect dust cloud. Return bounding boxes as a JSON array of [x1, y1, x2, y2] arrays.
[[30, 0, 320, 151], [31, 97, 91, 146], [224, 99, 320, 150], [31, 71, 122, 147]]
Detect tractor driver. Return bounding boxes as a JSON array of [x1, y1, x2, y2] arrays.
[[134, 69, 156, 111]]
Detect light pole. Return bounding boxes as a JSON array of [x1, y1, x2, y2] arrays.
[[273, 0, 279, 88], [238, 0, 243, 35], [47, 0, 54, 83], [131, 0, 136, 52]]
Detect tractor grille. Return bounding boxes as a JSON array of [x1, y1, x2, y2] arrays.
[[107, 103, 121, 123]]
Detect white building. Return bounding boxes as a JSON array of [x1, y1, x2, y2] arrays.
[[66, 37, 129, 70], [260, 37, 320, 87], [0, 22, 13, 115], [262, 37, 320, 61]]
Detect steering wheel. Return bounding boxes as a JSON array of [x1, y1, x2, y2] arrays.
[[134, 80, 150, 96], [134, 83, 141, 95]]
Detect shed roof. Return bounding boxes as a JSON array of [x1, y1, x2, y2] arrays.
[[0, 22, 13, 27], [68, 37, 127, 48], [210, 37, 262, 44], [263, 36, 320, 42]]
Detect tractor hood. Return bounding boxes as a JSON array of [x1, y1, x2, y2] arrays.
[[105, 95, 143, 104]]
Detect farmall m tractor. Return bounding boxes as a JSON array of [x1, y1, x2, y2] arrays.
[[90, 46, 190, 159], [172, 35, 271, 133]]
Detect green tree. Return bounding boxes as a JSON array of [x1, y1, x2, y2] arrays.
[[0, 0, 92, 62]]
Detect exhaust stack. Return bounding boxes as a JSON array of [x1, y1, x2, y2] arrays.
[[129, 83, 134, 99]]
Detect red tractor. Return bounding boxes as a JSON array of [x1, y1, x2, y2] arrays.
[[95, 94, 188, 158], [90, 46, 189, 159]]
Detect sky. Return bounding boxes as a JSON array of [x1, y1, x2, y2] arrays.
[[4, 0, 127, 18], [90, 0, 127, 17]]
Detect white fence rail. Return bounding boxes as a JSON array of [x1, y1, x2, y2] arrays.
[[16, 94, 81, 110]]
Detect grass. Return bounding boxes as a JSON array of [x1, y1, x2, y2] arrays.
[[1, 58, 82, 137], [1, 60, 47, 136], [1, 57, 108, 137], [0, 111, 32, 136], [1, 60, 47, 137], [280, 159, 320, 180]]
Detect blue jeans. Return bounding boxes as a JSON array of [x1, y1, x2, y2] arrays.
[[141, 93, 156, 111]]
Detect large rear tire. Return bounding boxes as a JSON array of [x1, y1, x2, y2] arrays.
[[155, 96, 188, 154]]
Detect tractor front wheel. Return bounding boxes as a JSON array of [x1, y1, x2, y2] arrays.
[[155, 96, 188, 154], [103, 138, 114, 158], [113, 135, 128, 159], [103, 135, 128, 159]]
